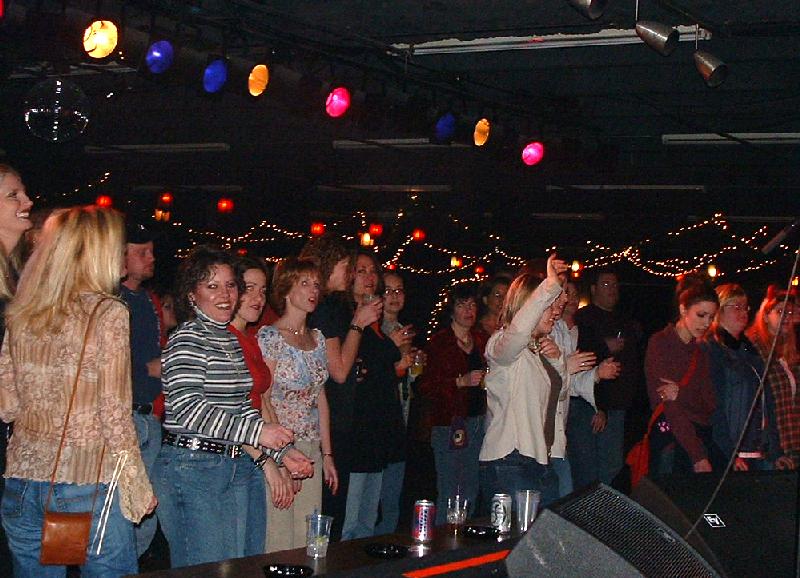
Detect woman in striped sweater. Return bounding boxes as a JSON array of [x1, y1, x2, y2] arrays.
[[153, 246, 312, 568]]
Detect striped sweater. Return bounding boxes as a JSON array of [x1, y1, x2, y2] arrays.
[[162, 308, 263, 446]]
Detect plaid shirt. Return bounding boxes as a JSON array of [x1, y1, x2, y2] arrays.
[[752, 338, 800, 460]]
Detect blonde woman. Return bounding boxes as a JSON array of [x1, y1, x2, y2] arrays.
[[0, 164, 33, 574], [0, 206, 156, 576], [479, 254, 568, 509]]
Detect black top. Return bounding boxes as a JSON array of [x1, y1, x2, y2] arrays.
[[350, 323, 403, 471], [465, 347, 487, 417], [308, 293, 359, 434], [575, 303, 644, 411]]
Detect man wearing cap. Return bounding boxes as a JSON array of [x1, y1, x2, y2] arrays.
[[121, 222, 162, 557]]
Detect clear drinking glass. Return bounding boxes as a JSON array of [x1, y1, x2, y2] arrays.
[[515, 490, 541, 533], [446, 495, 469, 534]]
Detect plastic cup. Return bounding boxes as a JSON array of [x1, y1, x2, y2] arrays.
[[515, 490, 541, 533], [306, 513, 333, 558]]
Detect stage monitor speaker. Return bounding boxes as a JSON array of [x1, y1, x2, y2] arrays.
[[505, 483, 721, 578], [633, 471, 799, 578]]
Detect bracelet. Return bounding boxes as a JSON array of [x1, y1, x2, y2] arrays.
[[273, 442, 295, 466], [349, 324, 364, 333], [322, 452, 333, 457], [253, 452, 270, 469]]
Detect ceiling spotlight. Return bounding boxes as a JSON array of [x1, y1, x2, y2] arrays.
[[203, 58, 228, 93], [325, 86, 351, 117], [694, 50, 728, 87], [83, 20, 118, 59], [635, 20, 679, 56], [566, 0, 608, 20], [521, 141, 545, 166], [474, 118, 491, 146], [248, 64, 269, 96], [145, 40, 174, 74], [433, 112, 457, 143]]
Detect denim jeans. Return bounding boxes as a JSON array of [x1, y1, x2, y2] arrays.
[[430, 415, 484, 525], [341, 471, 383, 540], [551, 456, 574, 498], [374, 460, 405, 535], [153, 444, 258, 568], [231, 452, 267, 557], [132, 412, 161, 557], [1, 478, 137, 578], [479, 450, 560, 514], [567, 398, 625, 490]]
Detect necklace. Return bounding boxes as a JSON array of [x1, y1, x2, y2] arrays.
[[455, 332, 473, 349], [278, 326, 307, 336]]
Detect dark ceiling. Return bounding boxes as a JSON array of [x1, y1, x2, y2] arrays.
[[1, 0, 799, 259]]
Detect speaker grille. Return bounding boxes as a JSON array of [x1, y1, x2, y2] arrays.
[[554, 485, 718, 578]]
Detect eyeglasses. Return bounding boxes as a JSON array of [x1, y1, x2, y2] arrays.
[[722, 303, 750, 313], [455, 301, 477, 310], [384, 288, 405, 296], [772, 307, 795, 317], [598, 282, 619, 288]]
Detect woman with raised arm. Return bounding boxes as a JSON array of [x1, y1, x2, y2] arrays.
[[479, 254, 569, 508]]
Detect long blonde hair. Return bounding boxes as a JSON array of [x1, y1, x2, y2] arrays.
[[500, 272, 545, 328], [7, 206, 125, 336], [0, 164, 24, 301]]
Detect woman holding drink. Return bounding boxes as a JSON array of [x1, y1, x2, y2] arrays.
[[418, 283, 488, 525]]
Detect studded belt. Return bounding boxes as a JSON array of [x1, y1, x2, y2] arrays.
[[162, 431, 243, 458]]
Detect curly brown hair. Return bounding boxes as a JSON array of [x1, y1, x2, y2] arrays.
[[175, 245, 242, 322], [299, 234, 352, 294]]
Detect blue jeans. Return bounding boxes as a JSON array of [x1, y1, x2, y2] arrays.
[[153, 444, 258, 567], [2, 478, 137, 578], [341, 471, 382, 540], [430, 415, 484, 525], [231, 453, 266, 557], [132, 412, 161, 557], [551, 456, 574, 498], [567, 398, 625, 489], [479, 450, 560, 513], [374, 461, 405, 535]]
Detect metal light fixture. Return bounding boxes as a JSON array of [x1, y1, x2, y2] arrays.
[[634, 0, 678, 56], [693, 50, 728, 87], [566, 0, 608, 21], [635, 21, 679, 56], [692, 24, 727, 87]]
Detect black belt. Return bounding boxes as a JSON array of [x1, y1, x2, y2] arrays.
[[132, 403, 153, 415], [162, 431, 243, 458]]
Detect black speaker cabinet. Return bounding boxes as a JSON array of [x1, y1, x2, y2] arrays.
[[634, 471, 799, 578], [505, 483, 720, 578]]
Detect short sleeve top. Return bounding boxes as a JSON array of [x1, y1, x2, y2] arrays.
[[257, 325, 329, 441]]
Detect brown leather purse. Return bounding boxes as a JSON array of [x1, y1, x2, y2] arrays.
[[40, 299, 108, 566]]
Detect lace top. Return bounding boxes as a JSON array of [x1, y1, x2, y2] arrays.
[[257, 326, 328, 441], [0, 294, 154, 523]]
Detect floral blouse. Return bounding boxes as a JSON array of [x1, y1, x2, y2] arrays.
[[0, 294, 153, 523], [257, 326, 328, 441]]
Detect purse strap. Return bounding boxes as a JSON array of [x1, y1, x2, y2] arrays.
[[644, 345, 702, 438], [44, 297, 111, 512]]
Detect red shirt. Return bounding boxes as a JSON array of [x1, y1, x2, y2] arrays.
[[417, 326, 489, 427], [229, 324, 272, 410]]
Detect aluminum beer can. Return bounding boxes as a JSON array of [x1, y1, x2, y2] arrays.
[[491, 493, 512, 534], [412, 499, 436, 542]]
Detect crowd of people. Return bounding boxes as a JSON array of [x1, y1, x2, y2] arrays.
[[0, 163, 798, 576]]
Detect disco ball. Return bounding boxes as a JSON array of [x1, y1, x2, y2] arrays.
[[23, 78, 90, 142]]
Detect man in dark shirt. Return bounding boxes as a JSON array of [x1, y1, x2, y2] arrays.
[[570, 269, 643, 490], [120, 222, 162, 557]]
